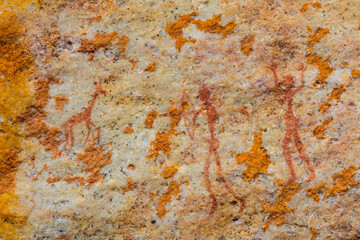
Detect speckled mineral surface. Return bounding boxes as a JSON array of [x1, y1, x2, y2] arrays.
[[1, 0, 360, 239]]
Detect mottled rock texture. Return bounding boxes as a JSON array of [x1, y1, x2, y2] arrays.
[[1, 0, 360, 239]]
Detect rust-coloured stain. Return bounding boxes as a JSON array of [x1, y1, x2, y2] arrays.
[[165, 12, 236, 51], [240, 105, 250, 119], [123, 125, 134, 134], [261, 179, 301, 229], [77, 31, 129, 61], [145, 61, 157, 73], [325, 165, 360, 197], [305, 28, 334, 87], [53, 95, 69, 110], [59, 80, 107, 156], [234, 130, 272, 181], [240, 33, 256, 56], [156, 180, 182, 218], [269, 63, 315, 182], [313, 118, 333, 140], [319, 84, 346, 113]]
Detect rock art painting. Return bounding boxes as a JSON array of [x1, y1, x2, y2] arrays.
[[1, 0, 359, 239]]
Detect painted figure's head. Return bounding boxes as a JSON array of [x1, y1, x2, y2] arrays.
[[283, 75, 295, 89], [95, 80, 107, 96], [198, 86, 211, 102]]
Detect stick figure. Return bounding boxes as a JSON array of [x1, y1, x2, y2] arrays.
[[191, 86, 246, 215], [59, 80, 107, 156], [269, 63, 315, 183]]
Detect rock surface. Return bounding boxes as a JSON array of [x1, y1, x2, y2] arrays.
[[1, 0, 359, 239]]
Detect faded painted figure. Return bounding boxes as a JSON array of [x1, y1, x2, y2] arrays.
[[190, 86, 246, 215], [59, 80, 107, 156], [269, 63, 315, 183]]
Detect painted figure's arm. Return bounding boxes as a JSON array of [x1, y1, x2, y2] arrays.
[[269, 62, 280, 88], [295, 64, 307, 93]]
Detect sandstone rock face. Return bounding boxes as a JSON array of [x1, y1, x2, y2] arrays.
[[1, 0, 359, 239]]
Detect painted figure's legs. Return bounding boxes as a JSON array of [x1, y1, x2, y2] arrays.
[[282, 132, 296, 183], [213, 147, 246, 213], [293, 131, 315, 181], [204, 150, 218, 215]]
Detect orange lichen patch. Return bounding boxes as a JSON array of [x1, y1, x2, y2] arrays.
[[17, 76, 63, 157], [32, 164, 48, 181], [313, 118, 333, 140], [325, 165, 360, 197], [306, 182, 326, 202], [0, 12, 34, 120], [47, 137, 112, 186], [129, 59, 137, 70], [145, 61, 156, 73], [234, 131, 272, 181], [123, 125, 134, 134], [300, 3, 309, 13], [319, 84, 346, 113], [351, 69, 360, 78], [121, 177, 137, 194], [310, 227, 318, 240], [312, 1, 322, 9], [124, 235, 135, 240], [240, 33, 256, 56], [127, 164, 136, 171], [87, 15, 102, 26], [53, 96, 69, 110], [55, 234, 70, 240], [305, 28, 334, 87], [160, 163, 179, 179], [77, 31, 129, 61], [194, 14, 237, 37], [144, 109, 159, 129], [75, 139, 112, 186], [300, 2, 321, 13], [0, 13, 34, 223], [262, 179, 301, 229], [165, 13, 197, 51], [156, 180, 182, 218], [306, 51, 334, 87], [0, 146, 22, 194], [146, 101, 190, 164], [0, 193, 27, 240], [146, 132, 172, 164], [166, 13, 236, 51], [306, 28, 329, 47]]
